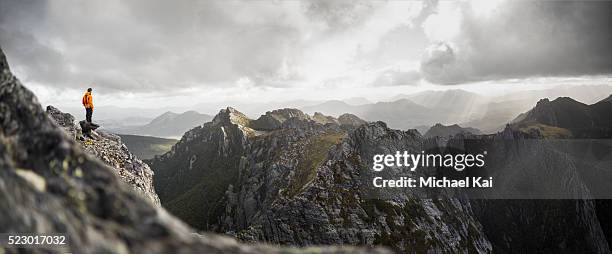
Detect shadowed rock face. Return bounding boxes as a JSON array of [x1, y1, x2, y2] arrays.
[[446, 130, 612, 254], [0, 46, 390, 254]]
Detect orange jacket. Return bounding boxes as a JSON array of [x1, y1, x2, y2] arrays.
[[82, 92, 94, 110]]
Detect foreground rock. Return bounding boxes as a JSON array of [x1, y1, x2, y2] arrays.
[[46, 105, 161, 205], [0, 46, 389, 253]]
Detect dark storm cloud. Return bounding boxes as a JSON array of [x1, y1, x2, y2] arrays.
[[0, 0, 310, 92], [421, 1, 612, 84], [0, 27, 70, 84]]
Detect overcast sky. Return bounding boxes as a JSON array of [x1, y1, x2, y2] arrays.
[[1, 0, 611, 113]]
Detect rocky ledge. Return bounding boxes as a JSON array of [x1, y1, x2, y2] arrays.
[[46, 105, 161, 205]]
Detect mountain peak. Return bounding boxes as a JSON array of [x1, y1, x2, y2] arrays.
[[250, 108, 309, 130], [161, 110, 177, 115], [337, 113, 367, 127], [424, 123, 481, 138], [266, 108, 309, 119], [536, 98, 550, 105], [312, 112, 339, 125], [532, 97, 585, 111], [552, 96, 581, 104], [212, 107, 251, 126], [514, 96, 606, 137]]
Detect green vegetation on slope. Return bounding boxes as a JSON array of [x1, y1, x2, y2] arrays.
[[163, 157, 242, 230], [515, 122, 572, 138], [119, 134, 178, 160], [286, 132, 346, 197]]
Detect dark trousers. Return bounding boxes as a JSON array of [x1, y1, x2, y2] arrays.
[[85, 108, 93, 123]]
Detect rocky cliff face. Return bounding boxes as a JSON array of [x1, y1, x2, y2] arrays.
[[0, 46, 389, 254], [447, 128, 612, 253], [223, 121, 492, 253], [46, 105, 161, 205], [150, 106, 492, 253]]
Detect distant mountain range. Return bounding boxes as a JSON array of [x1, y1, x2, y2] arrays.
[[301, 87, 612, 134], [393, 89, 486, 111], [302, 90, 487, 131], [110, 111, 213, 138]]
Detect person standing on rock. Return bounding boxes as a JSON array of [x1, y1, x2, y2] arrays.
[[82, 87, 94, 123]]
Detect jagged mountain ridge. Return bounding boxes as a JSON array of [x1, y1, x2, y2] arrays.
[[152, 95, 612, 253], [149, 107, 493, 253], [513, 96, 612, 138], [0, 46, 389, 254], [149, 108, 367, 228]]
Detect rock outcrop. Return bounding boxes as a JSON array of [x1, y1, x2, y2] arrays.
[[423, 123, 481, 138], [312, 112, 340, 125], [249, 108, 312, 130], [0, 46, 389, 254], [338, 113, 368, 128], [46, 105, 161, 205]]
